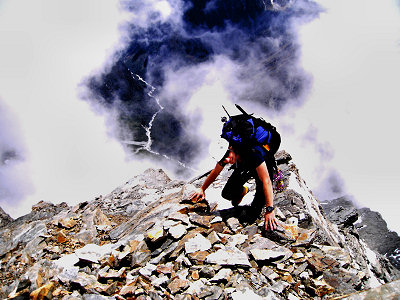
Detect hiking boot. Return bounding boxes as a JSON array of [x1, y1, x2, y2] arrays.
[[232, 186, 249, 207]]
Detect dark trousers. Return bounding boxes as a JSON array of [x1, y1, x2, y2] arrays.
[[221, 154, 275, 219], [221, 168, 265, 213]]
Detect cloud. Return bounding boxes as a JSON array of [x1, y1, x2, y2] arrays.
[[0, 101, 34, 208], [83, 0, 322, 173], [295, 0, 400, 232], [0, 0, 158, 218]]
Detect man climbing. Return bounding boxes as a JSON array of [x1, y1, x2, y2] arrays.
[[190, 105, 280, 231]]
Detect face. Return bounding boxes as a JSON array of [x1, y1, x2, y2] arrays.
[[226, 147, 240, 164]]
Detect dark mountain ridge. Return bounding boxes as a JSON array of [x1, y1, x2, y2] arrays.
[[321, 196, 400, 270]]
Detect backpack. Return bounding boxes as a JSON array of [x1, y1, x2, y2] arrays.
[[221, 104, 281, 155]]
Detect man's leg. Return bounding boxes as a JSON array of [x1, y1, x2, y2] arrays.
[[221, 168, 250, 203]]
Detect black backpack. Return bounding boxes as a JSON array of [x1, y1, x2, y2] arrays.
[[221, 104, 281, 155]]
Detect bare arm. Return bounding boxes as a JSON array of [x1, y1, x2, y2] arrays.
[[190, 162, 224, 202], [256, 162, 278, 231]]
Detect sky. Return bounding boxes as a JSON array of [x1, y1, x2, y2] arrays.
[[1, 0, 400, 233], [0, 0, 153, 217]]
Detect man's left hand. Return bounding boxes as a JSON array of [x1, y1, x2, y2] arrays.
[[264, 211, 278, 231]]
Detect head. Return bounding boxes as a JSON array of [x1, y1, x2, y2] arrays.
[[225, 145, 242, 164]]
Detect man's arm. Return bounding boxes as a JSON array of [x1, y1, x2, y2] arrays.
[[190, 162, 224, 202], [256, 162, 278, 231]]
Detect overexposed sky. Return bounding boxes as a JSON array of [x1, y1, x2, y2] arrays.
[[1, 0, 400, 234], [290, 0, 400, 232], [0, 0, 153, 217]]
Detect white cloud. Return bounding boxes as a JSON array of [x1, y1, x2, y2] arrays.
[[293, 0, 400, 232], [0, 0, 154, 218]]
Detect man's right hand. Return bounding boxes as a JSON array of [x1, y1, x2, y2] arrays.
[[189, 188, 205, 202]]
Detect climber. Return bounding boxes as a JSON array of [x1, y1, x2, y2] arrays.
[[190, 144, 278, 231]]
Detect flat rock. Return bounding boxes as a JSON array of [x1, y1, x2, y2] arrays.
[[169, 224, 187, 240], [185, 233, 212, 254], [168, 278, 190, 294], [205, 247, 251, 268], [250, 249, 288, 261], [210, 268, 232, 283], [226, 217, 242, 233]]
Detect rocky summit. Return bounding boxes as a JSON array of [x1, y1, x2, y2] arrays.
[[1, 150, 400, 299]]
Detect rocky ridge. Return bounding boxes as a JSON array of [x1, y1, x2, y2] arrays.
[[1, 150, 399, 299], [321, 196, 400, 270]]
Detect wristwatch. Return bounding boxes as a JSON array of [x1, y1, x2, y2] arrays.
[[266, 206, 275, 213]]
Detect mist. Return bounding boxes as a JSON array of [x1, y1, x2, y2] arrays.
[[293, 0, 400, 232], [0, 0, 156, 218]]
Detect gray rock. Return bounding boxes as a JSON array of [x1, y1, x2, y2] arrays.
[[185, 233, 212, 254], [210, 268, 233, 283], [206, 247, 251, 268], [0, 206, 13, 227], [82, 295, 116, 300], [169, 223, 187, 240], [227, 217, 242, 233]]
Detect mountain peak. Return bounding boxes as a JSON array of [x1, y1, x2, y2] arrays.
[[1, 150, 399, 299]]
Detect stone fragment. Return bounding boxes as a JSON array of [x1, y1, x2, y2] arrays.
[[318, 245, 351, 268], [261, 266, 280, 281], [139, 263, 157, 277], [119, 280, 137, 297], [181, 184, 197, 203], [186, 278, 210, 296], [168, 212, 190, 225], [150, 240, 179, 265], [169, 224, 187, 240], [75, 244, 114, 264], [205, 247, 251, 268], [270, 280, 290, 293], [187, 251, 209, 265], [99, 267, 127, 280], [200, 286, 223, 300], [292, 252, 305, 260], [210, 268, 232, 283], [131, 249, 151, 268], [242, 235, 278, 254], [189, 213, 214, 228], [293, 228, 317, 246], [96, 225, 112, 232], [231, 287, 264, 300], [93, 208, 112, 226], [170, 231, 198, 259], [250, 249, 287, 262], [292, 262, 308, 277], [71, 272, 100, 290], [282, 273, 294, 283], [168, 278, 190, 294], [174, 294, 192, 300], [311, 278, 335, 297], [226, 217, 242, 233], [55, 254, 79, 269], [163, 219, 180, 230], [57, 231, 68, 244], [211, 216, 223, 223], [151, 274, 169, 287], [228, 234, 248, 247], [210, 221, 228, 233], [191, 270, 200, 280], [156, 263, 173, 275], [185, 233, 212, 254], [146, 226, 166, 243], [240, 225, 258, 239], [58, 217, 78, 229], [207, 231, 221, 245], [199, 266, 216, 278], [30, 282, 56, 300]]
